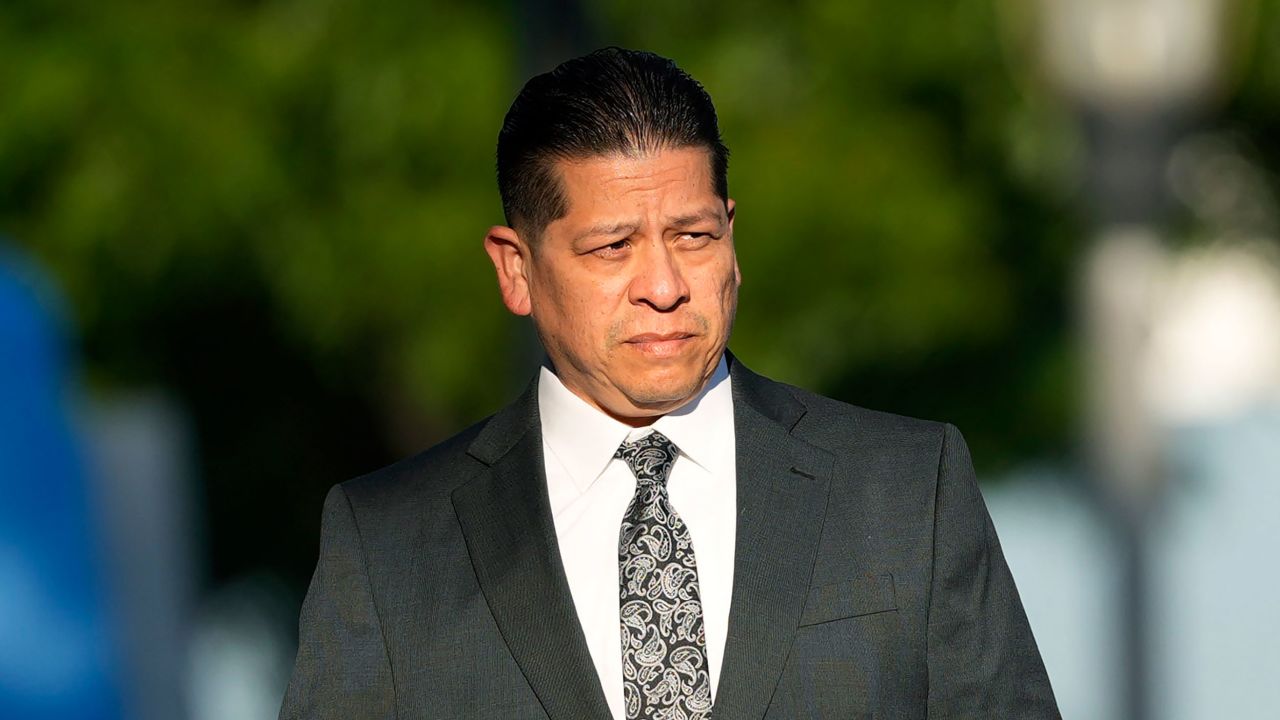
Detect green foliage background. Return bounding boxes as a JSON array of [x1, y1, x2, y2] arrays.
[[3, 0, 1276, 585]]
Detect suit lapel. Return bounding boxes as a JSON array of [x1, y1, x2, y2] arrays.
[[713, 357, 834, 720], [452, 381, 613, 720]]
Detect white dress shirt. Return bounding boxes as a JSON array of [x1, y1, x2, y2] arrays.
[[538, 356, 737, 720]]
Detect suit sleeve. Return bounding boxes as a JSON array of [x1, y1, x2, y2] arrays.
[[926, 424, 1060, 717], [279, 484, 398, 720]]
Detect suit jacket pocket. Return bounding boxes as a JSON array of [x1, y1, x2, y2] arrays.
[[799, 573, 897, 626]]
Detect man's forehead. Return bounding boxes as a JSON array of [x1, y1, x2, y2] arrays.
[[550, 149, 722, 213], [555, 147, 713, 182]]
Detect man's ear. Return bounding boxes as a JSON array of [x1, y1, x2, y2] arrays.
[[484, 225, 532, 316], [726, 198, 741, 288]]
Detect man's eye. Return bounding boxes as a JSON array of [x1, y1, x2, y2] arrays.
[[593, 239, 630, 256]]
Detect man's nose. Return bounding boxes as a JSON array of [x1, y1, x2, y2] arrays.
[[629, 242, 690, 311]]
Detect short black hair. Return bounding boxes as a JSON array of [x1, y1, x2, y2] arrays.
[[496, 47, 729, 241]]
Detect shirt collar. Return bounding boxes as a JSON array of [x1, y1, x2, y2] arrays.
[[538, 355, 733, 494], [649, 357, 732, 474]]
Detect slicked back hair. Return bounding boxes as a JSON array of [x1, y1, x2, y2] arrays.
[[496, 47, 730, 244]]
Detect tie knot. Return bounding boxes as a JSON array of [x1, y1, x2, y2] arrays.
[[615, 430, 679, 486]]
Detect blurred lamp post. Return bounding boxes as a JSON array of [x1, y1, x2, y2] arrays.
[[1025, 1, 1240, 719], [1038, 0, 1228, 113]]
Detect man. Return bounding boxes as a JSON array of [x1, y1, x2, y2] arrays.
[[281, 48, 1060, 719]]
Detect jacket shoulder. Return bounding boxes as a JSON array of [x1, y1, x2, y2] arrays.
[[774, 378, 950, 450], [338, 416, 490, 513]]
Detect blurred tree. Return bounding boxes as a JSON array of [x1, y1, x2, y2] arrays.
[[0, 0, 521, 433], [12, 0, 1276, 586], [1230, 0, 1280, 171], [594, 0, 1083, 467], [0, 0, 520, 585]]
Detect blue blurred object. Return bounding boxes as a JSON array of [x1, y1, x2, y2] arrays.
[[0, 242, 125, 719]]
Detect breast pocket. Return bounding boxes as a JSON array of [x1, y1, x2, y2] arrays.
[[773, 574, 900, 719], [798, 573, 897, 626]]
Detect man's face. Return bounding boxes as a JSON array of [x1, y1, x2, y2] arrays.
[[486, 147, 740, 425]]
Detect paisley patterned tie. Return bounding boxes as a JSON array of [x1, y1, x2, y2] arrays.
[[615, 431, 713, 720]]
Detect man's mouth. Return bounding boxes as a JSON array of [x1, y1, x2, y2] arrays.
[[624, 332, 697, 356]]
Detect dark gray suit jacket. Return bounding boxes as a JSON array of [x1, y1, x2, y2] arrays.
[[280, 357, 1059, 719]]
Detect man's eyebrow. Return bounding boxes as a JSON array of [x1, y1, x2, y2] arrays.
[[574, 221, 640, 243], [669, 208, 726, 229], [572, 209, 724, 243]]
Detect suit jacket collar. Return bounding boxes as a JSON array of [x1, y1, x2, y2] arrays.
[[716, 353, 834, 720], [454, 378, 614, 719], [454, 353, 833, 720], [465, 375, 538, 466]]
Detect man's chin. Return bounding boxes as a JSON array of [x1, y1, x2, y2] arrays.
[[617, 375, 707, 413]]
